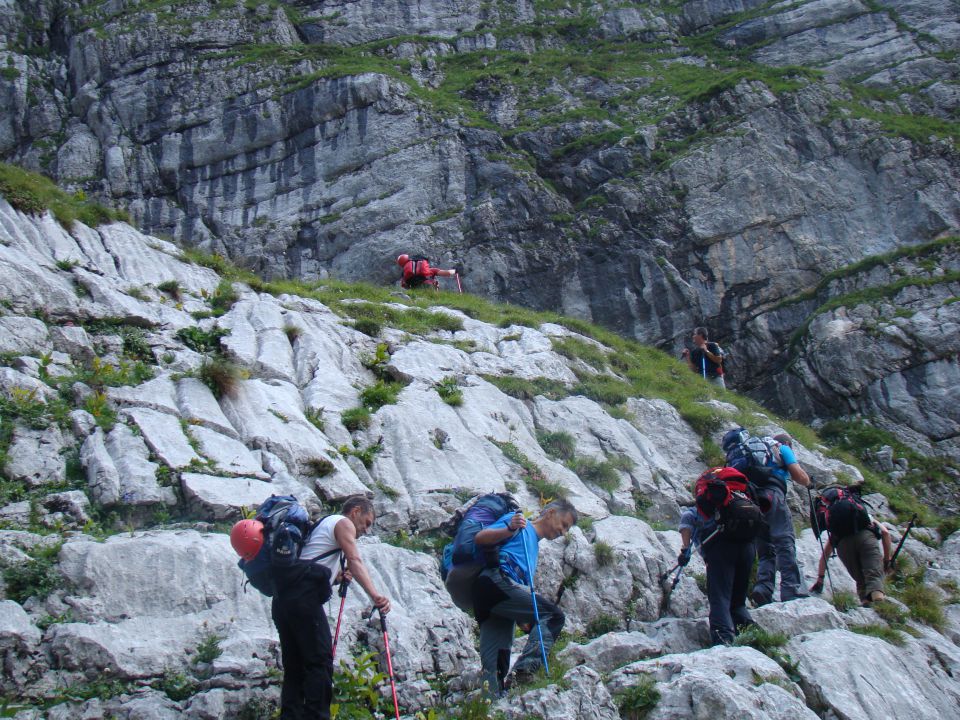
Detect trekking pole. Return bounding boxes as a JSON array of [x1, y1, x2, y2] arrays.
[[331, 578, 350, 660], [455, 272, 462, 294], [889, 513, 917, 569], [377, 608, 402, 720], [521, 540, 550, 675], [808, 487, 835, 595], [658, 562, 680, 584], [701, 355, 707, 380]]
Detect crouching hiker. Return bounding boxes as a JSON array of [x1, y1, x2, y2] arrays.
[[810, 485, 892, 605], [273, 496, 391, 720], [681, 467, 766, 645], [472, 499, 578, 695]]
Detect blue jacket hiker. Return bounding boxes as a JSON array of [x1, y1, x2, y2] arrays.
[[472, 499, 578, 695], [679, 506, 755, 645], [751, 434, 812, 606]]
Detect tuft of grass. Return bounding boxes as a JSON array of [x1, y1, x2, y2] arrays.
[[616, 676, 660, 720], [436, 376, 463, 406], [734, 625, 788, 652], [851, 623, 906, 646], [0, 162, 129, 228], [893, 568, 946, 631], [552, 336, 608, 370], [359, 380, 404, 411], [284, 324, 303, 343], [536, 430, 576, 461], [192, 631, 224, 665], [569, 456, 622, 492], [830, 590, 858, 612], [157, 280, 182, 300], [306, 457, 335, 478], [480, 374, 569, 401], [304, 406, 325, 432], [176, 326, 229, 353], [2, 542, 62, 603], [341, 407, 371, 432], [593, 540, 615, 567], [209, 279, 239, 315], [585, 613, 619, 638], [490, 438, 567, 503], [198, 357, 246, 398], [353, 317, 382, 337]]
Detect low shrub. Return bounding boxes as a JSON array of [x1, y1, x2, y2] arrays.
[[341, 407, 371, 432], [616, 676, 660, 720], [536, 430, 576, 461]]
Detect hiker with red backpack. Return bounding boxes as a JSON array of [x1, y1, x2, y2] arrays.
[[809, 485, 893, 605], [270, 495, 391, 720], [679, 466, 766, 645], [396, 253, 459, 290], [472, 499, 579, 695]]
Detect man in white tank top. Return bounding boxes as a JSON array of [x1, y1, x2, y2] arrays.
[[271, 495, 391, 720]]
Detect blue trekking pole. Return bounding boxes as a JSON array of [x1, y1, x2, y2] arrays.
[[521, 540, 549, 674], [701, 355, 707, 379]]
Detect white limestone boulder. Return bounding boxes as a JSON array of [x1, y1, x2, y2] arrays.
[[750, 597, 848, 637], [181, 473, 275, 520], [501, 665, 620, 719], [0, 316, 50, 355], [2, 424, 67, 488], [119, 406, 201, 469], [80, 426, 176, 508], [787, 629, 960, 719]]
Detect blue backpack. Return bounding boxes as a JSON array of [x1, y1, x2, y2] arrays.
[[239, 495, 339, 598], [440, 493, 520, 580], [721, 428, 784, 491]]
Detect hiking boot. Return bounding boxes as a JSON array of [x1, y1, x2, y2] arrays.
[[750, 590, 771, 608], [503, 667, 536, 691], [863, 591, 886, 606]]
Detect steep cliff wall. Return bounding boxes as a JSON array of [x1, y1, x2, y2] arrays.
[[1, 0, 959, 463]]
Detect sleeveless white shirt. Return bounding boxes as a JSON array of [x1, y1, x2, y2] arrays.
[[300, 514, 346, 587]]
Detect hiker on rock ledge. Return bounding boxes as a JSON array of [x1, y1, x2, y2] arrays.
[[396, 253, 459, 290], [472, 499, 578, 695], [681, 326, 726, 389]]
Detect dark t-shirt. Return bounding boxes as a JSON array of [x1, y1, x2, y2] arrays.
[[690, 342, 723, 378]]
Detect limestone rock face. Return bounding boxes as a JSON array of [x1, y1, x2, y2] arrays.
[[0, 183, 958, 718]]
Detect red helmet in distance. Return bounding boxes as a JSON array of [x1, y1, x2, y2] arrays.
[[396, 254, 410, 266], [230, 519, 264, 561]]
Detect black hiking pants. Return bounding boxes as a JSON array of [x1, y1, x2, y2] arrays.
[[272, 584, 333, 720], [702, 537, 755, 645]]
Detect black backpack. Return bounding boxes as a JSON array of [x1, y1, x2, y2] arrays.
[[439, 493, 520, 580], [810, 486, 871, 542]]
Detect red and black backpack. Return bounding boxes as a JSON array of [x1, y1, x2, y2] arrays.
[[403, 255, 432, 287], [810, 486, 871, 542], [695, 466, 766, 541]]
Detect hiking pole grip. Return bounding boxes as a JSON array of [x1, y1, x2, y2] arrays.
[[332, 580, 350, 661], [521, 539, 550, 675], [377, 608, 401, 720]]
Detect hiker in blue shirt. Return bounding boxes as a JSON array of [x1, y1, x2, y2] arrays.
[[472, 499, 578, 695], [751, 433, 811, 605], [678, 505, 755, 645]]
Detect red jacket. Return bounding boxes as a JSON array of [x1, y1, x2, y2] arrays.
[[401, 258, 440, 287]]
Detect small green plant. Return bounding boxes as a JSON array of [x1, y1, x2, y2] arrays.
[[305, 406, 325, 431], [193, 631, 224, 665], [616, 675, 660, 720], [536, 430, 576, 461], [360, 342, 391, 377], [55, 258, 79, 271], [593, 540, 615, 567], [734, 625, 788, 653], [341, 406, 371, 432], [569, 456, 622, 492], [156, 668, 199, 701], [2, 542, 62, 603], [284, 324, 303, 343], [157, 279, 182, 300], [306, 457, 335, 477], [830, 590, 858, 612], [893, 567, 946, 630], [490, 439, 567, 503], [210, 279, 239, 315], [353, 317, 382, 336], [585, 612, 619, 637], [198, 357, 246, 398], [872, 598, 909, 626], [176, 326, 229, 353], [552, 336, 608, 369], [851, 623, 906, 646], [331, 652, 390, 718], [359, 380, 404, 411], [352, 441, 382, 469], [436, 376, 463, 406]]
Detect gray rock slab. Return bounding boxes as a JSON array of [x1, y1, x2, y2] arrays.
[[119, 406, 201, 469], [81, 426, 175, 507], [502, 665, 620, 719], [0, 367, 56, 402], [0, 316, 50, 355], [787, 629, 960, 719], [219, 298, 296, 383], [0, 501, 32, 526], [558, 631, 664, 674], [48, 325, 94, 361], [107, 374, 180, 415], [187, 425, 266, 478], [607, 645, 816, 720], [175, 377, 238, 439], [41, 491, 91, 525], [0, 598, 41, 651], [751, 597, 848, 636], [181, 473, 275, 520], [3, 424, 67, 488]]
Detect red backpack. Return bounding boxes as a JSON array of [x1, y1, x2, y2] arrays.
[[403, 255, 432, 287], [695, 467, 766, 541]]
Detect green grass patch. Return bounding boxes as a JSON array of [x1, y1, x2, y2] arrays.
[[341, 406, 371, 432], [2, 541, 62, 603], [569, 456, 622, 492], [359, 380, 404, 411], [551, 336, 609, 370], [891, 567, 946, 631], [481, 374, 570, 401], [0, 162, 129, 228], [176, 326, 229, 353], [830, 590, 858, 612], [615, 675, 660, 720], [536, 429, 576, 461], [436, 376, 463, 406], [491, 438, 566, 503], [850, 623, 907, 646], [593, 540, 615, 567]]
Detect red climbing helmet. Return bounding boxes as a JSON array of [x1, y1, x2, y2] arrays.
[[230, 518, 264, 561], [396, 254, 410, 266]]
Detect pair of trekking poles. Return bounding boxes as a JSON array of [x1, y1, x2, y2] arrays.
[[330, 579, 401, 720]]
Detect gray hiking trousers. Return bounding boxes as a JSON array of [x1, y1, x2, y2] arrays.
[[753, 487, 807, 602], [837, 529, 884, 601], [473, 567, 564, 694]]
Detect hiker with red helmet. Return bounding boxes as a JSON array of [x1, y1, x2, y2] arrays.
[[396, 253, 459, 290]]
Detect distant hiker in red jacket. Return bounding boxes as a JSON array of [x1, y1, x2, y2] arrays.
[[397, 254, 458, 290]]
